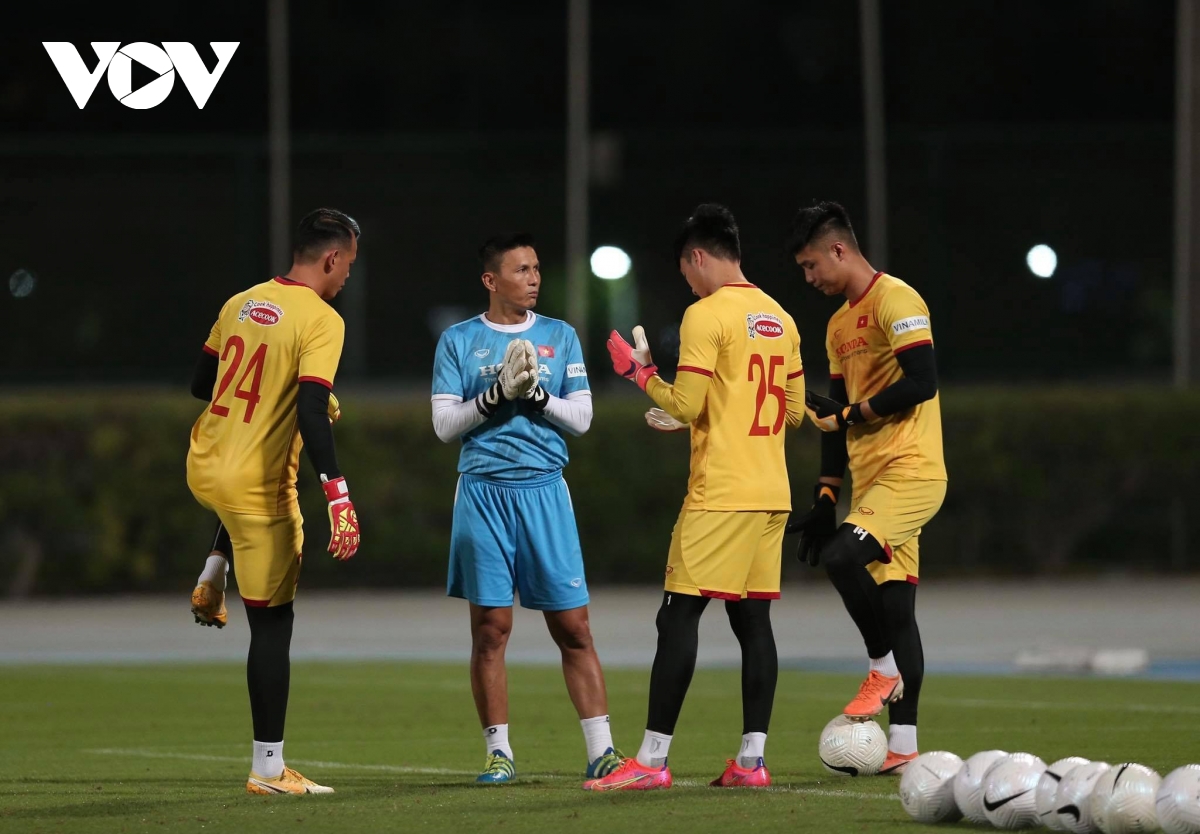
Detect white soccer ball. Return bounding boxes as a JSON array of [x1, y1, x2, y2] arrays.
[[983, 753, 1049, 830], [1055, 761, 1113, 833], [1157, 765, 1200, 834], [899, 751, 964, 824], [818, 715, 887, 777], [953, 749, 1009, 823], [1089, 763, 1162, 834], [1038, 758, 1093, 830]]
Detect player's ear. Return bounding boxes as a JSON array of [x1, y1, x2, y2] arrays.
[[481, 272, 497, 293]]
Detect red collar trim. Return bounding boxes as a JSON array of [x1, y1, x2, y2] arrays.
[[849, 272, 884, 308], [273, 276, 322, 297], [725, 282, 758, 289]]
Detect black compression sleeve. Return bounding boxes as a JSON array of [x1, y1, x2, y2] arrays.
[[820, 377, 850, 479], [297, 381, 341, 480], [865, 343, 938, 418], [191, 350, 219, 401]]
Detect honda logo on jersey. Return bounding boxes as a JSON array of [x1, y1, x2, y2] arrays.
[[42, 42, 239, 109]]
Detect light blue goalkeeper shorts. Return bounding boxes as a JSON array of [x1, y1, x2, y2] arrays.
[[447, 472, 590, 612]]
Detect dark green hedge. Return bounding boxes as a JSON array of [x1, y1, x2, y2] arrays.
[[1, 388, 1198, 595]]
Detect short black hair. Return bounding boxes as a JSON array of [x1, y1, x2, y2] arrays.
[[786, 201, 858, 257], [672, 203, 741, 264], [479, 233, 536, 273], [293, 208, 360, 262]]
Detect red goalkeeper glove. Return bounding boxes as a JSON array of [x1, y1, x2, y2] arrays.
[[607, 325, 657, 391], [320, 475, 360, 560]]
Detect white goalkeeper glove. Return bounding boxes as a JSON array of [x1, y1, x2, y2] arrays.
[[499, 339, 538, 400], [479, 340, 539, 418], [645, 407, 687, 432]]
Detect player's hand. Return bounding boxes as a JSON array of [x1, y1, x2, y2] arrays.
[[645, 407, 687, 432], [320, 475, 360, 560], [786, 483, 840, 566], [327, 392, 341, 425], [498, 339, 534, 400], [524, 382, 549, 412], [517, 339, 540, 397], [805, 390, 865, 432], [608, 325, 657, 390]]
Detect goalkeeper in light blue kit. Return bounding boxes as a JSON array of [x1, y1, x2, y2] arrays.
[[430, 233, 623, 786]]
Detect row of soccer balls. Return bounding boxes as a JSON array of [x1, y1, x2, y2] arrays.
[[817, 717, 1200, 832]]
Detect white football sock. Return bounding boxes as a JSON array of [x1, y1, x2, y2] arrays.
[[737, 732, 767, 769], [870, 651, 899, 677], [199, 554, 229, 592], [580, 715, 613, 763], [252, 740, 284, 778], [636, 730, 672, 768], [888, 723, 918, 755], [483, 724, 513, 760]]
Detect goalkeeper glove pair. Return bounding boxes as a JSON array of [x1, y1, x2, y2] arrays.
[[477, 338, 548, 418]]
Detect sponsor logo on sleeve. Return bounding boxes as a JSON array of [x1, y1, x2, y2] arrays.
[[891, 315, 930, 335], [746, 312, 784, 339], [238, 300, 284, 326], [566, 363, 587, 378]]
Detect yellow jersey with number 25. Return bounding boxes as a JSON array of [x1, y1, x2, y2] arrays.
[[646, 283, 805, 512]]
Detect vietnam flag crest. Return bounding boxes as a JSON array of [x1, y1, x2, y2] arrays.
[[537, 345, 555, 358]]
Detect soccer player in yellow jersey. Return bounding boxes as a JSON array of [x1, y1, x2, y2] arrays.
[[786, 201, 946, 775], [186, 208, 363, 795], [586, 204, 806, 791]]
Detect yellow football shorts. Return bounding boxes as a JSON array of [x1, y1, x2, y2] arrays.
[[842, 476, 946, 586], [664, 509, 789, 601], [193, 490, 304, 607]]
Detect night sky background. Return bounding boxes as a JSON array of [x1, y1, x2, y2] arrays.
[[0, 1, 1179, 384]]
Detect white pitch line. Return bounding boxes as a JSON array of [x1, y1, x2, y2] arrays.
[[84, 748, 900, 800], [84, 748, 474, 776], [672, 778, 899, 801], [925, 697, 1200, 716]]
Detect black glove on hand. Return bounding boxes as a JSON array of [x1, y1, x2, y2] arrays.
[[786, 483, 841, 566], [805, 390, 865, 431]]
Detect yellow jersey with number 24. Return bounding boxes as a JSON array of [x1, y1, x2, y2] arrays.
[[187, 277, 345, 517]]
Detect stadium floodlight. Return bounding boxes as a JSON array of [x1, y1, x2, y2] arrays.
[[1026, 244, 1057, 279], [590, 246, 631, 280]]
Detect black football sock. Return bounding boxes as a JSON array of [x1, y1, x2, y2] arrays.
[[244, 601, 294, 743], [880, 581, 923, 726], [724, 598, 778, 736], [646, 592, 710, 735], [824, 547, 890, 660], [211, 522, 233, 559]]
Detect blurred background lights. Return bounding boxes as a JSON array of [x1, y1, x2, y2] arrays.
[[590, 246, 631, 280], [9, 268, 37, 298], [1026, 244, 1057, 279]]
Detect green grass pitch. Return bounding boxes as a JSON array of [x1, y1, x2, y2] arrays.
[[1, 663, 1197, 833]]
